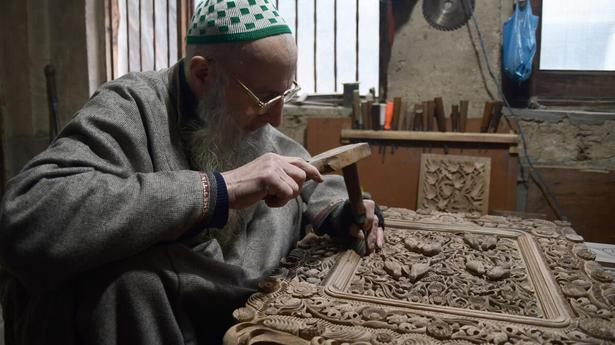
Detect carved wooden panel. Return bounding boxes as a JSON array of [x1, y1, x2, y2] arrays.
[[224, 208, 615, 345], [417, 154, 491, 215]]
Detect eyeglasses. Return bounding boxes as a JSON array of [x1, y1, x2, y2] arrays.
[[236, 79, 301, 115], [206, 57, 301, 115]]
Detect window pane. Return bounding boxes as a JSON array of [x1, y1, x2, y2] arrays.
[[357, 0, 379, 94], [540, 0, 615, 71], [336, 0, 357, 92]]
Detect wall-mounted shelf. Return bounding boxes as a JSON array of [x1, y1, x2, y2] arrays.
[[340, 129, 519, 145], [307, 118, 519, 214]]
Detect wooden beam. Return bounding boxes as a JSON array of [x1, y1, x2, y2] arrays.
[[340, 129, 519, 145], [176, 0, 192, 60]]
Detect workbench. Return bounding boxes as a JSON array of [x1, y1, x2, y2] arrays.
[[223, 208, 615, 344]]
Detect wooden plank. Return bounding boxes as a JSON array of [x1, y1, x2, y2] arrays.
[[480, 101, 496, 133], [363, 100, 372, 130], [392, 97, 402, 130], [488, 101, 504, 133], [450, 104, 460, 132], [422, 101, 431, 131], [413, 104, 423, 131], [341, 129, 519, 145], [352, 144, 517, 212], [396, 98, 407, 131], [433, 97, 446, 132], [426, 100, 435, 131], [459, 100, 469, 132], [371, 103, 381, 130], [305, 119, 517, 212], [176, 0, 192, 60], [525, 166, 615, 244], [306, 117, 352, 156], [352, 90, 361, 129]]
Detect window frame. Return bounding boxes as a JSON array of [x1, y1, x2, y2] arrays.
[[527, 0, 615, 103]]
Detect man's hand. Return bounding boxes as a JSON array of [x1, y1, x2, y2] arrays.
[[349, 199, 384, 254], [221, 153, 324, 209]]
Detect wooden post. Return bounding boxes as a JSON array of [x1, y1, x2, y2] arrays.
[[480, 101, 496, 133], [352, 90, 362, 129], [392, 97, 402, 130], [433, 97, 446, 132], [177, 0, 193, 60], [459, 100, 469, 133]]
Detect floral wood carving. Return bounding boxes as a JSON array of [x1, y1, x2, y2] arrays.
[[417, 154, 491, 215], [224, 208, 615, 345]]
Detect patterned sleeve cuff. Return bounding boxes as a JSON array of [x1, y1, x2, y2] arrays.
[[198, 172, 211, 220], [196, 171, 229, 229]]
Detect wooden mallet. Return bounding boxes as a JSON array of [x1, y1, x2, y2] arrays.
[[308, 143, 372, 254]]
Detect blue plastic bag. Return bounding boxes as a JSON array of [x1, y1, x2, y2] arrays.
[[502, 0, 539, 82]]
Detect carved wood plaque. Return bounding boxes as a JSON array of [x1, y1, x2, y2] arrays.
[[417, 154, 491, 214], [224, 208, 615, 345]]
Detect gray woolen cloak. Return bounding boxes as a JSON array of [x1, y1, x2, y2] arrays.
[[0, 61, 349, 345]]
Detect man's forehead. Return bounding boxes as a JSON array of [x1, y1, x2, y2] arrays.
[[220, 35, 296, 88]]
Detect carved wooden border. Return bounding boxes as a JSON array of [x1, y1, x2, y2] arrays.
[[224, 208, 615, 345], [322, 220, 570, 327]]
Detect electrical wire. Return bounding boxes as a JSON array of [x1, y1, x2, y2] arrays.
[[465, 5, 568, 221]]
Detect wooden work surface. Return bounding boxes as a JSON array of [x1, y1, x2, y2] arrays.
[[224, 208, 615, 344]]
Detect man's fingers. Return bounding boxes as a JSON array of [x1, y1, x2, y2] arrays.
[[278, 170, 301, 198], [263, 173, 296, 207], [364, 218, 379, 253], [285, 157, 324, 183], [281, 163, 308, 189], [376, 227, 385, 248]]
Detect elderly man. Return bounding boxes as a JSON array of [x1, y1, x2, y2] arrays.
[[0, 1, 384, 344]]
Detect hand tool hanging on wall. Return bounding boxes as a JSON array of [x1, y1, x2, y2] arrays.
[[44, 64, 60, 142]]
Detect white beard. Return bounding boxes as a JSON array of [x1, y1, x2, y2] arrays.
[[186, 80, 273, 253]]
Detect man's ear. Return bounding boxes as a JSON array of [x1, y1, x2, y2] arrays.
[[187, 56, 211, 96]]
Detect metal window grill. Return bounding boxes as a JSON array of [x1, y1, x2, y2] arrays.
[[105, 0, 194, 81], [105, 0, 379, 96], [275, 0, 380, 95]]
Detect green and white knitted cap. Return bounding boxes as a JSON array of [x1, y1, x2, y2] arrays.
[[187, 0, 292, 45]]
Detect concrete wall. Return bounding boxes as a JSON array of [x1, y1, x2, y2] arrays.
[[516, 110, 615, 170], [387, 0, 510, 117]]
